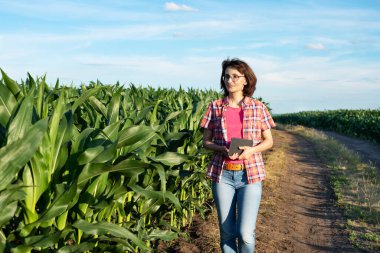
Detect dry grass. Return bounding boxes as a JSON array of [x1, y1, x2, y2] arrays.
[[261, 130, 289, 209]]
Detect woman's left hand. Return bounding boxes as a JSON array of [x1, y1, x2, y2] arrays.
[[238, 146, 255, 160]]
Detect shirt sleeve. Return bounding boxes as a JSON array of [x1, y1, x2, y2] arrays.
[[261, 103, 276, 131], [200, 102, 214, 130]]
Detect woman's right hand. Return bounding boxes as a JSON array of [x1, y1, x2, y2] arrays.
[[219, 145, 229, 157], [203, 129, 230, 157]]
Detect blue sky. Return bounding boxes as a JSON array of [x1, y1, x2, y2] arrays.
[[1, 0, 379, 114]]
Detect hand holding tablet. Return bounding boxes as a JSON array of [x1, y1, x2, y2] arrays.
[[228, 138, 253, 156]]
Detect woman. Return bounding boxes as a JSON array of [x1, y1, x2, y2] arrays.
[[200, 58, 276, 252]]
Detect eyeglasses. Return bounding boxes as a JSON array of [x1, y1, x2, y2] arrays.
[[222, 74, 245, 82]]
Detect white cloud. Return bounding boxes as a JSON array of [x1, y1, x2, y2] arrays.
[[164, 2, 197, 12], [305, 43, 326, 50], [172, 32, 186, 38]]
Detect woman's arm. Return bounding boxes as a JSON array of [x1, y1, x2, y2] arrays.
[[203, 128, 229, 157], [237, 129, 274, 160]]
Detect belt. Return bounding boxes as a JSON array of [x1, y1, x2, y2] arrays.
[[224, 163, 245, 171]]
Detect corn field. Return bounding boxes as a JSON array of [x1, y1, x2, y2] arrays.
[[274, 109, 380, 143], [0, 69, 222, 252]]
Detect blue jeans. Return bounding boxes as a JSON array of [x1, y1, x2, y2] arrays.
[[212, 170, 262, 253]]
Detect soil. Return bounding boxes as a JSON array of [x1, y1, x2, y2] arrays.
[[255, 130, 359, 253], [323, 131, 380, 170], [159, 129, 377, 253]]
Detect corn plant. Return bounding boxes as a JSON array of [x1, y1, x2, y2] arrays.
[[0, 69, 220, 252]]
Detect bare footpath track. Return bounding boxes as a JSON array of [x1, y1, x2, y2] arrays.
[[323, 131, 380, 171], [256, 129, 360, 253]]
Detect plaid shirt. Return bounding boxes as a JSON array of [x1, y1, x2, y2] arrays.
[[200, 96, 276, 184]]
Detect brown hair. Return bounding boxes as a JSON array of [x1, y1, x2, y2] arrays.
[[220, 58, 257, 97]]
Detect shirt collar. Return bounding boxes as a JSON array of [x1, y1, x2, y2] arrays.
[[222, 96, 252, 107]]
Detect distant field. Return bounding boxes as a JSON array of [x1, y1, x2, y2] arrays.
[[274, 109, 380, 143]]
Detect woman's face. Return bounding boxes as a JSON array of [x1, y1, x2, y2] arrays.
[[223, 67, 246, 95]]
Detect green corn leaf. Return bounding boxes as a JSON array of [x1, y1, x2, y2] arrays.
[[0, 186, 26, 210], [78, 145, 104, 165], [149, 152, 189, 166], [150, 99, 162, 126], [26, 73, 36, 91], [40, 91, 51, 119], [0, 80, 17, 127], [56, 210, 68, 231], [48, 90, 66, 169], [57, 242, 95, 253], [20, 182, 78, 237], [162, 191, 182, 211], [28, 134, 50, 214], [88, 96, 107, 118], [24, 231, 61, 247], [91, 142, 117, 164], [117, 125, 158, 151], [148, 229, 178, 241], [54, 78, 59, 88], [0, 118, 48, 192], [71, 128, 95, 153], [6, 92, 34, 144], [72, 86, 102, 112], [152, 163, 166, 195], [102, 121, 121, 142], [50, 110, 73, 175], [129, 185, 181, 210], [97, 236, 135, 250], [139, 198, 162, 215], [0, 69, 22, 100], [107, 88, 121, 125], [39, 182, 77, 222], [11, 245, 32, 253], [0, 202, 18, 228], [164, 110, 183, 123], [78, 160, 149, 185], [36, 75, 47, 118], [0, 187, 25, 227], [0, 232, 5, 253], [36, 75, 50, 119], [165, 132, 189, 142], [22, 164, 39, 224], [78, 141, 116, 165], [73, 220, 149, 251], [134, 106, 152, 125], [85, 173, 108, 200]]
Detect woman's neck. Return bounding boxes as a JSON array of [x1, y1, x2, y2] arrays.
[[228, 93, 244, 108]]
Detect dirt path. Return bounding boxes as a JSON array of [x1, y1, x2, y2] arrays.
[[255, 129, 360, 253], [323, 131, 380, 170]]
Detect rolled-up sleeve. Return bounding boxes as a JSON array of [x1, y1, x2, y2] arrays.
[[200, 103, 214, 130], [261, 103, 276, 131]]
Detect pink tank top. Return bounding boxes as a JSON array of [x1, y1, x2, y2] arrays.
[[225, 106, 244, 164]]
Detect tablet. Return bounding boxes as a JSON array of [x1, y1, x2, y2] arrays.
[[228, 138, 253, 156]]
